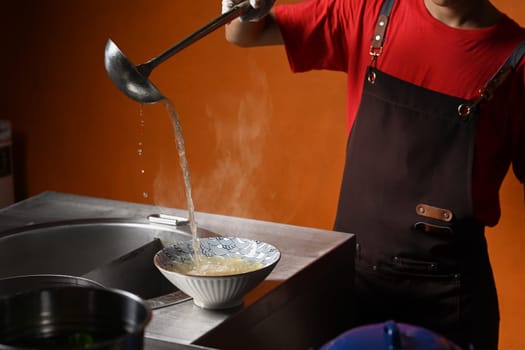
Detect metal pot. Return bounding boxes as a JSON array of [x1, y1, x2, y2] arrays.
[[0, 286, 151, 349]]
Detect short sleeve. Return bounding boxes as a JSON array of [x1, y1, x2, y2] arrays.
[[273, 0, 354, 73]]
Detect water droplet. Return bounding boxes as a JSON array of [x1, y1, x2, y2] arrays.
[[143, 192, 149, 198], [137, 148, 143, 156], [140, 169, 145, 175]]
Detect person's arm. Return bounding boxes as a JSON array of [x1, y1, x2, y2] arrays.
[[223, 0, 284, 47]]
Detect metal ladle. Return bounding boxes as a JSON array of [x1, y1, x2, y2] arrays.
[[104, 0, 251, 104]]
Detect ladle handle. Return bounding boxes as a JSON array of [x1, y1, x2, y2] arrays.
[[140, 0, 251, 74]]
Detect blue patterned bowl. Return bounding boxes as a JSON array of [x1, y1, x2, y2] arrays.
[[154, 237, 280, 309]]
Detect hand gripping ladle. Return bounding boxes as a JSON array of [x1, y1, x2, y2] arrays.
[[104, 0, 250, 104]]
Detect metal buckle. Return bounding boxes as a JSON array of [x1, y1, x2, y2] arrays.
[[457, 103, 472, 118], [479, 87, 494, 101], [369, 45, 383, 57], [367, 70, 377, 84]]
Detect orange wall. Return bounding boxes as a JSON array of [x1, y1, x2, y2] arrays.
[[4, 1, 524, 348]]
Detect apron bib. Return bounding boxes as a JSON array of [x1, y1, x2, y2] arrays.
[[334, 66, 479, 271]]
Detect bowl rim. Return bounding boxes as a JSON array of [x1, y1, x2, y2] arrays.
[[153, 236, 281, 278]]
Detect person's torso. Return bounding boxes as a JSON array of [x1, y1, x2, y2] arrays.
[[274, 0, 525, 225]]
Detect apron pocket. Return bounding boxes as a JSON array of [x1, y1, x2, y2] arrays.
[[413, 221, 453, 236], [389, 256, 458, 277]]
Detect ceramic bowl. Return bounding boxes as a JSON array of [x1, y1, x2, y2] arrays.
[[154, 237, 280, 310]]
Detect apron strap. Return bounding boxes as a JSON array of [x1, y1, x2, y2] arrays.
[[507, 39, 525, 67], [370, 0, 396, 58], [458, 39, 525, 118]]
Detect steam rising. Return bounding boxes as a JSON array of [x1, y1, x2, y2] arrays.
[[202, 61, 272, 218]]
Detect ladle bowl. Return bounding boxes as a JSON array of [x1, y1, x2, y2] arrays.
[[104, 0, 250, 104], [104, 40, 164, 104]]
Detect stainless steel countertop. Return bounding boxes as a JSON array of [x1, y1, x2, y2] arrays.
[[0, 192, 356, 349]]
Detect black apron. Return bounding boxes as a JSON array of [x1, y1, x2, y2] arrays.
[[333, 1, 525, 349]]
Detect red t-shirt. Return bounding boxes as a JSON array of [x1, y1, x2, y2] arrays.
[[274, 0, 525, 226]]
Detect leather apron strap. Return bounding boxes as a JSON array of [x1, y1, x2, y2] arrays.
[[458, 39, 525, 117], [370, 0, 395, 57]]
